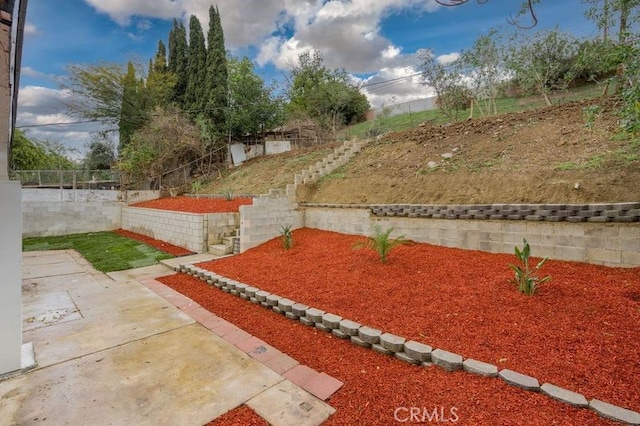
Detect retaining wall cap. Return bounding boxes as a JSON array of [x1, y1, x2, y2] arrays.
[[403, 341, 432, 362], [498, 369, 540, 392], [589, 399, 640, 424], [431, 349, 463, 372], [462, 359, 498, 377], [540, 383, 588, 408]]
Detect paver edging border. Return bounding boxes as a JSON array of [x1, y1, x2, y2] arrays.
[[180, 263, 640, 425]]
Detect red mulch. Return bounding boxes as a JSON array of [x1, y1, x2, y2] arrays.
[[191, 228, 640, 414], [113, 229, 195, 257], [130, 196, 252, 213], [158, 272, 616, 425], [207, 405, 268, 426]]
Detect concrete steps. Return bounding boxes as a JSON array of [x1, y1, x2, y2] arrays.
[[208, 228, 240, 256]]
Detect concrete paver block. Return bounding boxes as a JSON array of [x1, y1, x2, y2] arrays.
[[278, 298, 295, 312], [266, 294, 282, 306], [338, 319, 361, 336], [248, 380, 336, 426], [498, 369, 540, 392], [350, 336, 371, 348], [463, 359, 498, 377], [380, 333, 406, 353], [302, 372, 344, 401], [236, 336, 282, 363], [431, 349, 463, 372], [372, 343, 393, 355], [358, 326, 382, 344], [540, 383, 588, 408], [321, 313, 342, 329], [255, 290, 270, 302], [292, 303, 309, 317], [331, 329, 349, 339], [403, 341, 432, 362], [395, 352, 420, 365], [305, 308, 325, 323], [283, 365, 320, 387], [589, 399, 640, 424], [264, 353, 300, 375]]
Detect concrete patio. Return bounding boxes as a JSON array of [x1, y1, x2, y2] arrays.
[[0, 250, 337, 425]]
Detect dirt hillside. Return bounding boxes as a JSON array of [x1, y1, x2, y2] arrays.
[[206, 96, 640, 204]]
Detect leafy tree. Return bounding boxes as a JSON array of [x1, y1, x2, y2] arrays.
[[505, 29, 584, 106], [168, 19, 188, 105], [417, 48, 470, 121], [227, 57, 285, 138], [63, 62, 126, 127], [287, 51, 370, 136], [204, 5, 229, 139], [460, 31, 502, 116], [117, 106, 205, 187], [10, 130, 48, 170], [84, 135, 116, 170], [185, 15, 207, 116]]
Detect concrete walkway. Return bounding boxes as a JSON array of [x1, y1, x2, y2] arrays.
[[0, 250, 336, 425]]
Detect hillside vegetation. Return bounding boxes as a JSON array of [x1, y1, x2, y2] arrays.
[[202, 92, 640, 205]]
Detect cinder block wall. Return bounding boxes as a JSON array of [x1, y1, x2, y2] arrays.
[[304, 206, 640, 267], [121, 206, 206, 253], [207, 212, 240, 241], [239, 196, 303, 252], [22, 201, 123, 238]]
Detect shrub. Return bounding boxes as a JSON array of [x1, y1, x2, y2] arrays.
[[509, 238, 551, 296], [279, 225, 293, 250], [354, 225, 408, 263]]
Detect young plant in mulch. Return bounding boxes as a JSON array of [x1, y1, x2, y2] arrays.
[[222, 187, 234, 201], [191, 181, 203, 199], [353, 224, 409, 263], [279, 225, 294, 250], [509, 238, 551, 296]]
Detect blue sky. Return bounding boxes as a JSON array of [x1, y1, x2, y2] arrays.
[[17, 0, 598, 155]]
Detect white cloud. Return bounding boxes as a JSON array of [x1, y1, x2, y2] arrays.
[[16, 86, 107, 154], [24, 23, 39, 36], [83, 0, 181, 25], [21, 67, 45, 78], [359, 67, 428, 108], [437, 52, 460, 65]]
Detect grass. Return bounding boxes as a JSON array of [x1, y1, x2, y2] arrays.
[[23, 231, 174, 272], [341, 83, 606, 140]]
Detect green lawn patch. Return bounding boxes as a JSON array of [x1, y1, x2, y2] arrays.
[[22, 231, 174, 272]]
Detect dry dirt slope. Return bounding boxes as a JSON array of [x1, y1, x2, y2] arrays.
[[207, 96, 640, 204]]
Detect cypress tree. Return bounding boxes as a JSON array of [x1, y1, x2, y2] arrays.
[[153, 40, 168, 74], [119, 62, 143, 151], [168, 20, 188, 106], [204, 5, 228, 137], [185, 15, 207, 116]]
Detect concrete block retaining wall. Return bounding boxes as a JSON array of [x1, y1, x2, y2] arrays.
[[240, 193, 303, 253], [23, 202, 123, 238], [121, 206, 207, 253], [22, 189, 159, 204], [303, 204, 640, 267]]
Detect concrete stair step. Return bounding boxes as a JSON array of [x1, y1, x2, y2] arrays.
[[209, 244, 233, 256]]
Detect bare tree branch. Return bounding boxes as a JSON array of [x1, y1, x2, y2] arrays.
[[436, 0, 538, 28]]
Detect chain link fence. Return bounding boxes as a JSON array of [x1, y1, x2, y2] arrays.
[[12, 170, 120, 190]]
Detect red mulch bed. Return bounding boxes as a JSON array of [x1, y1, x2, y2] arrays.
[[207, 405, 267, 426], [191, 228, 640, 414], [113, 229, 195, 257], [130, 196, 252, 213], [158, 271, 616, 425]]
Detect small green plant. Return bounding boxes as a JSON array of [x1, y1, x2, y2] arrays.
[[353, 225, 408, 263], [222, 187, 234, 201], [191, 181, 203, 199], [279, 225, 293, 250], [509, 238, 551, 296], [583, 104, 602, 130]]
